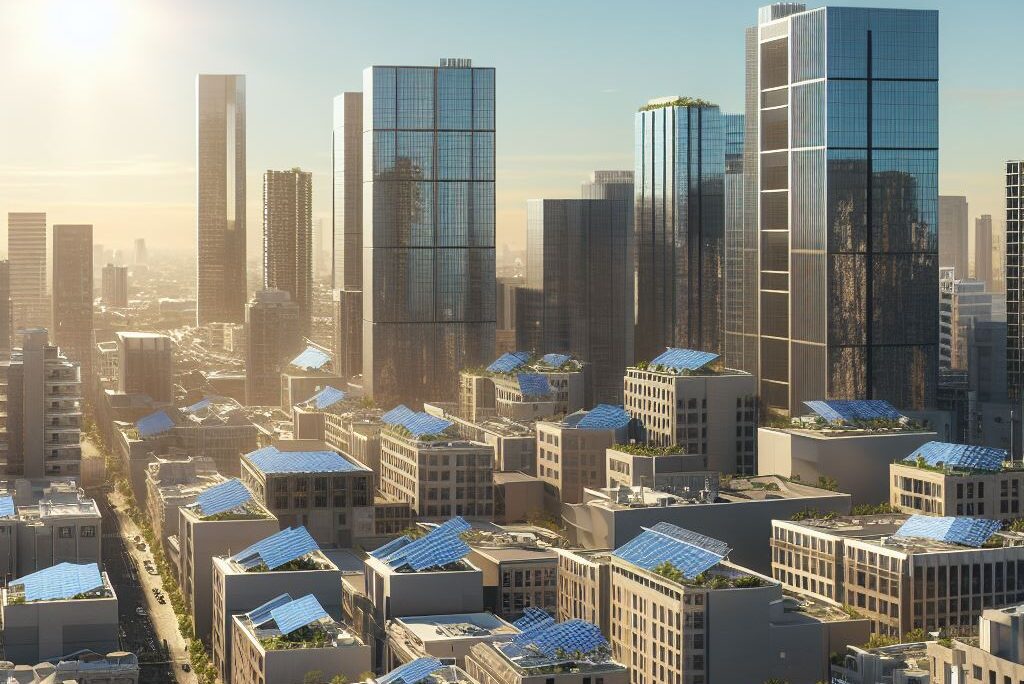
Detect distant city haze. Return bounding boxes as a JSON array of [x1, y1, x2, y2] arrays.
[[0, 0, 1021, 257]]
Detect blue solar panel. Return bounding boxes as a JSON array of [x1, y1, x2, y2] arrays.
[[382, 404, 417, 424], [135, 410, 174, 437], [513, 607, 554, 631], [270, 594, 330, 635], [613, 522, 729, 578], [194, 478, 252, 517], [895, 515, 1001, 548], [541, 353, 571, 367], [378, 657, 445, 684], [803, 399, 905, 423], [14, 562, 103, 601], [0, 495, 15, 518], [486, 351, 530, 373], [245, 446, 366, 474], [517, 373, 551, 397], [382, 405, 453, 438], [247, 593, 295, 626], [500, 619, 608, 660], [905, 441, 1006, 473], [231, 526, 319, 570], [649, 348, 719, 371], [291, 346, 331, 371], [380, 517, 472, 571], [577, 404, 631, 430], [370, 535, 412, 559], [183, 398, 212, 413], [304, 386, 346, 410]]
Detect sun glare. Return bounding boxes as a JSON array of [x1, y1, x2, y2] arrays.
[[44, 0, 120, 56]]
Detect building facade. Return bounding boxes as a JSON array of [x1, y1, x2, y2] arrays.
[[263, 168, 313, 336], [1007, 163, 1024, 414], [723, 112, 757, 375], [8, 212, 49, 333], [51, 225, 93, 384], [244, 289, 302, 406], [940, 195, 970, 279], [332, 91, 363, 382], [101, 263, 128, 307], [117, 332, 174, 403], [976, 214, 995, 291]]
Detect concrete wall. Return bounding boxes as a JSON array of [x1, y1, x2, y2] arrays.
[[2, 594, 118, 664], [231, 617, 370, 684]]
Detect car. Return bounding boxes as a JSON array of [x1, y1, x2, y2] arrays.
[[135, 606, 146, 616]]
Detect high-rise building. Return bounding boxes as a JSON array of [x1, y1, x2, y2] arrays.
[[751, 4, 939, 414], [939, 268, 1000, 371], [939, 195, 969, 278], [263, 168, 313, 335], [196, 74, 246, 326], [134, 238, 148, 265], [101, 263, 128, 307], [52, 225, 93, 384], [1007, 162, 1024, 410], [723, 112, 755, 373], [0, 261, 11, 355], [635, 97, 726, 361], [0, 329, 82, 479], [117, 332, 174, 403], [244, 289, 302, 406], [332, 91, 363, 382], [976, 214, 995, 290], [363, 59, 496, 406], [7, 212, 49, 333], [517, 197, 633, 404]]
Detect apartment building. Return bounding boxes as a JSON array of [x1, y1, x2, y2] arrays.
[[759, 400, 936, 504], [461, 352, 586, 422], [374, 660, 481, 684], [623, 348, 757, 474], [144, 455, 223, 547], [771, 514, 1024, 638], [891, 442, 1019, 520], [279, 345, 344, 409], [385, 613, 518, 670], [239, 441, 373, 547], [554, 548, 611, 637], [465, 528, 558, 621], [379, 407, 494, 520], [606, 444, 707, 490], [424, 402, 537, 475]]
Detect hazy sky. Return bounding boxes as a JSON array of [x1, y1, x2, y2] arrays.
[[1, 0, 1022, 257]]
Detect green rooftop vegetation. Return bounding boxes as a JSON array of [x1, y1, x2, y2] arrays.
[[247, 556, 322, 573], [631, 359, 723, 375], [611, 443, 685, 456], [260, 624, 333, 651], [651, 561, 766, 589], [638, 96, 717, 111]]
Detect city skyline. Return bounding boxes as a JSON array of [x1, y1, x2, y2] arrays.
[[0, 0, 1021, 254]]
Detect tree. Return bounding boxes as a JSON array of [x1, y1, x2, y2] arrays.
[[330, 676, 349, 684], [303, 671, 325, 684]]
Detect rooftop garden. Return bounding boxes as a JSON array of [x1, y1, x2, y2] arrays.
[[631, 360, 722, 375], [246, 556, 323, 573], [259, 624, 334, 651], [382, 423, 451, 443], [651, 561, 766, 589], [638, 96, 716, 112], [611, 443, 685, 456], [200, 503, 271, 521]]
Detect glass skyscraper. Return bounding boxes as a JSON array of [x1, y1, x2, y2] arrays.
[[363, 59, 496, 406], [752, 4, 938, 415], [635, 98, 725, 361], [1007, 161, 1023, 418], [723, 113, 754, 373]]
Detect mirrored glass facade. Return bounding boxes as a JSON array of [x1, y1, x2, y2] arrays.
[[723, 113, 753, 373], [333, 92, 363, 380], [363, 62, 496, 406], [635, 103, 725, 361], [1007, 161, 1023, 409], [755, 6, 938, 414]]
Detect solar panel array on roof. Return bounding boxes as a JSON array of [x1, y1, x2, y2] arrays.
[[513, 607, 554, 631], [135, 410, 175, 437], [14, 562, 103, 601], [0, 495, 15, 518], [370, 535, 411, 560], [183, 398, 212, 414], [378, 517, 472, 571], [612, 522, 729, 577], [305, 386, 346, 410], [290, 347, 331, 371], [194, 478, 252, 517], [803, 399, 905, 423], [517, 373, 551, 397], [245, 446, 365, 474], [649, 348, 719, 371], [486, 351, 530, 373], [500, 619, 608, 660], [905, 441, 1006, 473], [231, 526, 319, 570], [377, 657, 445, 684], [246, 593, 295, 626], [577, 404, 631, 430], [541, 353, 571, 367], [269, 594, 330, 635], [895, 515, 1001, 548], [382, 405, 454, 438]]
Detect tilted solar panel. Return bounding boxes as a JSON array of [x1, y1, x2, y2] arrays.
[[381, 517, 472, 571], [648, 522, 731, 556], [370, 535, 412, 559], [0, 495, 15, 518], [895, 515, 1001, 548], [304, 385, 346, 409], [136, 410, 175, 437], [402, 412, 453, 438], [291, 347, 331, 371], [517, 373, 551, 397], [486, 351, 530, 373], [245, 447, 363, 474], [904, 441, 1006, 473], [612, 523, 728, 577], [541, 353, 571, 367], [577, 404, 630, 430], [382, 404, 417, 425], [377, 657, 445, 684], [649, 348, 719, 371], [803, 399, 905, 423], [15, 562, 103, 601], [246, 593, 295, 626], [270, 594, 329, 635], [195, 478, 252, 517], [231, 526, 319, 570], [183, 398, 212, 413], [512, 607, 554, 631], [500, 619, 608, 660]]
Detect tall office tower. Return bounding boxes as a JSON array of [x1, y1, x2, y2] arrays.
[[116, 332, 174, 403], [134, 238, 148, 265], [0, 261, 11, 355], [517, 198, 634, 404], [1007, 162, 1024, 411], [92, 244, 104, 276], [975, 214, 995, 291], [196, 74, 246, 326], [582, 170, 634, 203], [723, 112, 756, 373], [101, 263, 128, 307], [363, 59, 496, 406], [0, 329, 82, 479], [939, 196, 969, 278], [332, 91, 363, 381], [244, 289, 301, 406], [634, 97, 725, 361], [52, 225, 94, 384], [313, 217, 327, 279], [939, 268, 998, 371], [751, 4, 938, 414], [7, 212, 49, 333], [262, 168, 313, 335]]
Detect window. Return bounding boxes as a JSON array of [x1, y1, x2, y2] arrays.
[[59, 526, 73, 538], [81, 525, 96, 538]]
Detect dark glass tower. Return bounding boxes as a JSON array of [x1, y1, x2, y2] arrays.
[[752, 4, 939, 414], [723, 113, 754, 373], [52, 224, 93, 385], [634, 98, 725, 361], [333, 92, 364, 381], [363, 59, 496, 406], [1007, 161, 1023, 442], [263, 168, 313, 336]]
